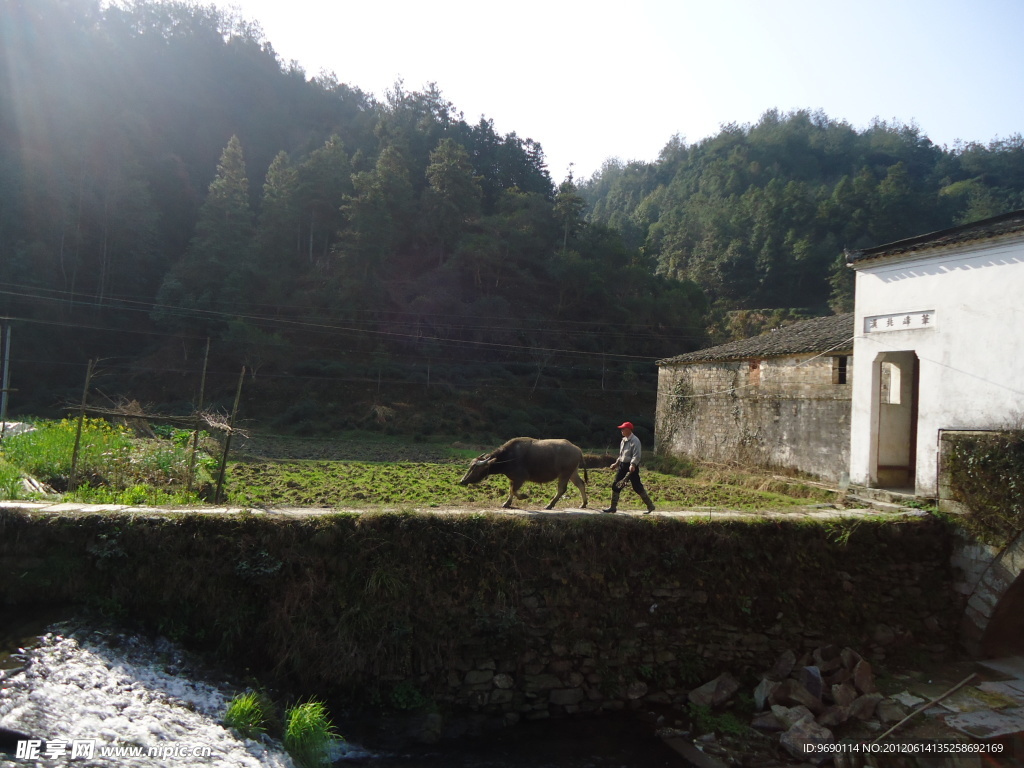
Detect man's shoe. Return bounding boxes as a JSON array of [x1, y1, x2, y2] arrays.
[[601, 508, 617, 514], [644, 508, 655, 514]]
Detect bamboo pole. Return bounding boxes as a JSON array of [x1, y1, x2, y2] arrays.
[[68, 359, 95, 492], [872, 673, 978, 743], [213, 367, 245, 504]]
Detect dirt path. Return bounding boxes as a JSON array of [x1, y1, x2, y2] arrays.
[[0, 499, 926, 522]]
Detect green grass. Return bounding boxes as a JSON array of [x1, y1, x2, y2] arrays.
[[0, 460, 23, 498], [283, 699, 341, 768], [1, 418, 129, 479], [0, 418, 216, 502], [224, 459, 836, 510], [223, 691, 270, 740], [687, 702, 751, 737], [0, 419, 838, 511], [68, 484, 203, 506]]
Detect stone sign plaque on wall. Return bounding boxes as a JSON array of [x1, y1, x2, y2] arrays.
[[864, 310, 936, 334]]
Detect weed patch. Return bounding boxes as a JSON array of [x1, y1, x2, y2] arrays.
[[0, 419, 216, 503], [223, 691, 271, 740], [284, 699, 341, 768]]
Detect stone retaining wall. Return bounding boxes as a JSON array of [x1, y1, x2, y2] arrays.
[[0, 509, 960, 730]]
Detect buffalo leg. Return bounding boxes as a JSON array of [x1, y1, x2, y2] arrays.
[[546, 477, 569, 509], [503, 479, 523, 508], [571, 470, 588, 508]]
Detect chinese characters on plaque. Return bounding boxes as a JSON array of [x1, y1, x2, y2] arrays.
[[864, 310, 936, 334]]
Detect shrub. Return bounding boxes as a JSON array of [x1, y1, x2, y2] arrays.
[[947, 430, 1024, 545], [388, 681, 429, 711]]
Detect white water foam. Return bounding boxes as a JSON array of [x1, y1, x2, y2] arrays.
[[0, 624, 370, 767]]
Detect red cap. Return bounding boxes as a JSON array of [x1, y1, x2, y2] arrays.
[[617, 421, 634, 430]]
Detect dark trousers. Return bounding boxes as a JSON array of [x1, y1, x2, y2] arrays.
[[612, 465, 647, 494]]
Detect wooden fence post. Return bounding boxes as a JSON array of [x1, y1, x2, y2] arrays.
[[187, 338, 210, 494], [68, 359, 95, 492], [0, 323, 11, 441], [213, 366, 245, 505]]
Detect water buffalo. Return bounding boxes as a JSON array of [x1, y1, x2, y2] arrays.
[[459, 437, 588, 509]]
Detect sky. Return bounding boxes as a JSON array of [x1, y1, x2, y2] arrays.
[[213, 0, 1024, 182]]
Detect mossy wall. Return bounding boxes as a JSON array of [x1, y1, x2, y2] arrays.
[[0, 509, 961, 720], [940, 430, 1024, 546]]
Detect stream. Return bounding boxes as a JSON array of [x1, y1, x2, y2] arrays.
[[0, 609, 683, 768]]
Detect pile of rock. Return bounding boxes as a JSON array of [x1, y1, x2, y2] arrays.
[[750, 645, 904, 763], [682, 645, 917, 764]]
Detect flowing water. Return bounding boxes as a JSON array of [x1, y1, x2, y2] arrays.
[[0, 613, 311, 767], [0, 610, 683, 768]]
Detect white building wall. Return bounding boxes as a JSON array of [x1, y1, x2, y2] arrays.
[[850, 234, 1024, 496]]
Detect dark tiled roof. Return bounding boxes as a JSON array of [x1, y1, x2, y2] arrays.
[[657, 313, 854, 365], [847, 208, 1024, 265]]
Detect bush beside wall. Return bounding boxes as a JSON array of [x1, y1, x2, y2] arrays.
[[942, 430, 1024, 547]]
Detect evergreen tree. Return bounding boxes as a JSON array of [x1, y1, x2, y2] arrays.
[[255, 150, 302, 300], [553, 175, 586, 257], [154, 135, 254, 332], [421, 138, 482, 266], [258, 151, 302, 261], [296, 135, 353, 265], [339, 146, 415, 280]]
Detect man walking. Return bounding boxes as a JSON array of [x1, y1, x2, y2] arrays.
[[602, 421, 655, 514]]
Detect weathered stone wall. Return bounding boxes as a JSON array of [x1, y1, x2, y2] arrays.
[[656, 355, 851, 482], [938, 430, 1024, 657], [0, 509, 958, 730]]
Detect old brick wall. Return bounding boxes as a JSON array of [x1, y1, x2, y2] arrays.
[[656, 355, 851, 482]]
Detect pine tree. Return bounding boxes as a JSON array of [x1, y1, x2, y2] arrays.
[[153, 135, 254, 332], [421, 138, 482, 266]]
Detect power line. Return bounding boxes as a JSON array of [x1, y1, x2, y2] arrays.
[[0, 285, 697, 362], [0, 281, 711, 343], [3, 311, 672, 364]]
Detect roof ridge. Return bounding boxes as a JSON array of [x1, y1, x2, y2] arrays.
[[848, 208, 1024, 264], [658, 313, 854, 365]]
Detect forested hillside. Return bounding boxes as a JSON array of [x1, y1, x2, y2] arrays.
[[0, 0, 705, 445], [581, 111, 1024, 339], [3, 1, 1023, 446]]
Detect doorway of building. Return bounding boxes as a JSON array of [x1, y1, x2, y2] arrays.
[[873, 351, 920, 491]]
